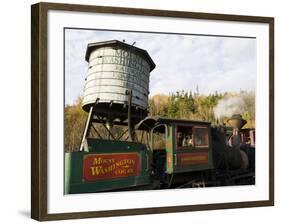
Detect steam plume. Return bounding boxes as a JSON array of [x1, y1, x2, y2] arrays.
[[214, 92, 255, 119]]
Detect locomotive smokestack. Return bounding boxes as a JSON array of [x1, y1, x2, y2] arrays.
[[227, 114, 247, 132], [227, 114, 247, 148]]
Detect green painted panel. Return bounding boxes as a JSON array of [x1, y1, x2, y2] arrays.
[[174, 150, 214, 173], [64, 138, 151, 194], [166, 126, 174, 174], [172, 124, 214, 174]]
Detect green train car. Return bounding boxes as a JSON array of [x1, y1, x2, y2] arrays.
[[65, 117, 218, 194]]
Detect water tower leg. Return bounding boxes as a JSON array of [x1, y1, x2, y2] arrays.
[[126, 89, 135, 141], [79, 105, 94, 151]]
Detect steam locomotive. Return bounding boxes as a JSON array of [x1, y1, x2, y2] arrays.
[[64, 40, 255, 194], [65, 113, 255, 194]]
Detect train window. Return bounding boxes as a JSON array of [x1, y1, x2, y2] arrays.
[[176, 126, 193, 149], [194, 127, 209, 147], [152, 132, 166, 150], [151, 124, 167, 150]]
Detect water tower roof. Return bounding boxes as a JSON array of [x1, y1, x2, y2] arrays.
[[85, 40, 156, 71]]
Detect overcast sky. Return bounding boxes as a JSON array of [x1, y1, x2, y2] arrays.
[[65, 28, 256, 105]]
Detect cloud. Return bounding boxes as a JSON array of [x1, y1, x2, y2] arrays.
[[65, 29, 256, 104]]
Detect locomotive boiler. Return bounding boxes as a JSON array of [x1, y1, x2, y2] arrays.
[[64, 40, 255, 194]]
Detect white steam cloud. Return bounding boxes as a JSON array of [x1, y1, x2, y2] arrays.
[[214, 94, 254, 119]]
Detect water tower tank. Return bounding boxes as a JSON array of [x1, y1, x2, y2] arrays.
[[82, 40, 155, 122]]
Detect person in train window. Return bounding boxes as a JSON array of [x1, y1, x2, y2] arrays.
[[187, 135, 193, 147], [182, 135, 193, 147]]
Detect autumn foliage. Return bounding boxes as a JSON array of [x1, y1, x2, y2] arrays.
[[64, 91, 255, 151]]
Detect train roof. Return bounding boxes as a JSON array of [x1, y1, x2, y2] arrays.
[[85, 40, 156, 71], [136, 116, 211, 131]]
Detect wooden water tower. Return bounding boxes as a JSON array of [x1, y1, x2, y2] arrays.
[[80, 40, 155, 151]]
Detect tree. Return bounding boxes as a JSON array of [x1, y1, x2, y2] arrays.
[[64, 91, 255, 151], [64, 97, 87, 151]]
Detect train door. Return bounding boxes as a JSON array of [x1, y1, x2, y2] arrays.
[[150, 124, 169, 181]]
